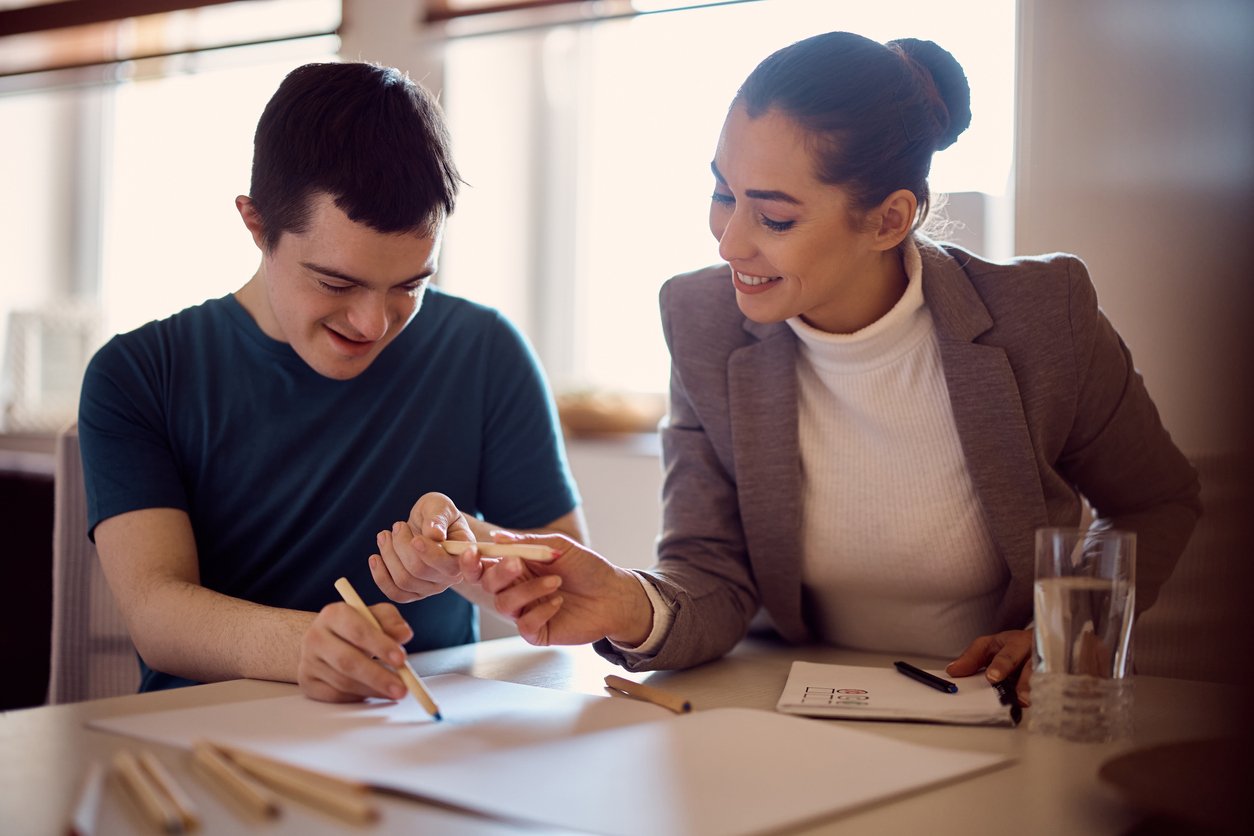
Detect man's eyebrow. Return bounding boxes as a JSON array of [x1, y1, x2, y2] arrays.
[[301, 261, 434, 286], [709, 162, 800, 205]]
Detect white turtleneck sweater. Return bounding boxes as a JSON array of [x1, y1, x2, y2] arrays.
[[784, 238, 1006, 657], [619, 238, 1008, 659]]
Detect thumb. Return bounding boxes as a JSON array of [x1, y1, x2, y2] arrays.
[[371, 603, 414, 645]]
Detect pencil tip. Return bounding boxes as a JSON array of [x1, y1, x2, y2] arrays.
[[433, 712, 443, 721]]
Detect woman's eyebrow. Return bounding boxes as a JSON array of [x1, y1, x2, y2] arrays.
[[709, 161, 800, 204]]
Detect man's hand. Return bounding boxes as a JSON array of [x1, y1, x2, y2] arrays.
[[369, 492, 483, 603], [298, 600, 414, 702], [946, 628, 1034, 706]]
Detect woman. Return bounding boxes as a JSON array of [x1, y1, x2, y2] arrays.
[[374, 32, 1200, 704]]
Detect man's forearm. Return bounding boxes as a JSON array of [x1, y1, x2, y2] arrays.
[[128, 579, 315, 685]]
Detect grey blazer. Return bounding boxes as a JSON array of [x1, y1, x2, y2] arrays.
[[598, 239, 1201, 672]]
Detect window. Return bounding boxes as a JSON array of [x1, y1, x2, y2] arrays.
[[439, 0, 1016, 394], [0, 0, 339, 431]]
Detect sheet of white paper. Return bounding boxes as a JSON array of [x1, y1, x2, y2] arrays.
[[386, 706, 1010, 836], [91, 674, 669, 775], [777, 661, 1017, 725], [93, 673, 1011, 835]]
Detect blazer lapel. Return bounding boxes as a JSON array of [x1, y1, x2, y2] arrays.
[[924, 245, 1048, 627], [727, 320, 809, 642]]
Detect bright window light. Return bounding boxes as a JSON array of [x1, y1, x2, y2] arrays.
[[441, 0, 1015, 395]]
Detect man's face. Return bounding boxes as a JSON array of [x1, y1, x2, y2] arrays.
[[242, 192, 442, 380]]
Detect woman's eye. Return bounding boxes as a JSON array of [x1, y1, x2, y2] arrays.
[[710, 192, 735, 207], [319, 282, 352, 294], [761, 215, 795, 232]]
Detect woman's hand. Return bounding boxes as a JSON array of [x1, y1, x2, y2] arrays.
[[471, 531, 654, 648], [946, 628, 1034, 706], [369, 492, 483, 603], [298, 601, 414, 702]]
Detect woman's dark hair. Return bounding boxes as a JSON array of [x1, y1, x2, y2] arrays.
[[735, 31, 971, 228], [249, 62, 462, 251]]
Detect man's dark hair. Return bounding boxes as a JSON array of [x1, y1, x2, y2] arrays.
[[249, 62, 461, 250]]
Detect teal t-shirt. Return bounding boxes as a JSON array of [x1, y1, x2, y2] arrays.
[[78, 288, 578, 692]]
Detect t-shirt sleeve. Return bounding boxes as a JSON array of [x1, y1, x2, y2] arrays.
[[475, 312, 579, 529], [78, 334, 190, 541]]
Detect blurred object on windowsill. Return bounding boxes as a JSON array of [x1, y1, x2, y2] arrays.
[[2, 303, 101, 434], [556, 390, 665, 438]]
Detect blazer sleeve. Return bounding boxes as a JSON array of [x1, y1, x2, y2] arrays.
[[1056, 258, 1201, 613], [594, 277, 761, 671]]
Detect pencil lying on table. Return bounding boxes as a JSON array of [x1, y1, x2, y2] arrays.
[[190, 740, 280, 820], [209, 742, 378, 824], [439, 540, 558, 562], [112, 749, 198, 834], [334, 576, 443, 720], [605, 674, 693, 714]]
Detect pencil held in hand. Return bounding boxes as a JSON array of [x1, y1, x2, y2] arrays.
[[439, 540, 558, 562], [333, 577, 443, 720]]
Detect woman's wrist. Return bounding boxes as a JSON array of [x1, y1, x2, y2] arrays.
[[605, 568, 654, 647]]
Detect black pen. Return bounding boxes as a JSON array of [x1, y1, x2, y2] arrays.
[[991, 667, 1024, 724], [893, 661, 958, 694]]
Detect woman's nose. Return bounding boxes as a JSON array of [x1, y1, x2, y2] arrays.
[[716, 209, 754, 264]]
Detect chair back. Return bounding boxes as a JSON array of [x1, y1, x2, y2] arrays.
[[47, 423, 139, 703]]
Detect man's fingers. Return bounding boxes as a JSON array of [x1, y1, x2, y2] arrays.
[[370, 602, 414, 646], [369, 553, 421, 604]]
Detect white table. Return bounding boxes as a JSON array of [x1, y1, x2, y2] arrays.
[[1, 635, 1242, 835]]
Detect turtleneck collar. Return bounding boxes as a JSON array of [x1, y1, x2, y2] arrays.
[[785, 236, 931, 372]]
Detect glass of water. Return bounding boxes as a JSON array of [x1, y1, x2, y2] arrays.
[[1031, 527, 1136, 742]]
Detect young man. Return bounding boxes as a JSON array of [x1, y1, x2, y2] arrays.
[[78, 62, 584, 703]]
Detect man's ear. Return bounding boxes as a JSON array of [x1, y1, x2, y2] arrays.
[[235, 195, 268, 252], [869, 188, 918, 251]]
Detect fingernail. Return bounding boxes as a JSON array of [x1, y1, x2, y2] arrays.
[[987, 667, 1003, 682], [393, 522, 404, 534], [390, 684, 406, 700], [377, 531, 387, 544], [389, 650, 405, 666], [542, 575, 562, 590]]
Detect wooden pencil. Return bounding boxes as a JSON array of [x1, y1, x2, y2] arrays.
[[439, 540, 558, 562], [137, 750, 200, 832], [213, 744, 378, 824], [334, 576, 443, 720], [112, 750, 184, 834], [190, 741, 280, 819], [605, 674, 693, 714]]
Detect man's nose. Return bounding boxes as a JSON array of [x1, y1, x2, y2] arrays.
[[347, 293, 389, 341]]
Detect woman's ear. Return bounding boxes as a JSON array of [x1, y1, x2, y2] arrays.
[[235, 195, 268, 252], [869, 189, 918, 251]]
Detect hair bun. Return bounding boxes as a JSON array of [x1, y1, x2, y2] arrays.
[[889, 37, 972, 151]]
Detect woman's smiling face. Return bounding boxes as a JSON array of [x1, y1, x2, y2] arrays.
[[708, 103, 904, 334]]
